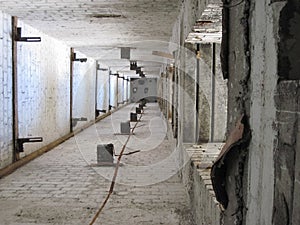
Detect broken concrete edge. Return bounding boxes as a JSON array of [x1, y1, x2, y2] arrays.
[[0, 104, 129, 179], [183, 143, 225, 224], [210, 114, 251, 209]]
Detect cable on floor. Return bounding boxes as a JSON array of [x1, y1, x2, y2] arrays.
[[89, 113, 143, 225]]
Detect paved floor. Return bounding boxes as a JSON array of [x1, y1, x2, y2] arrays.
[[0, 103, 195, 225]]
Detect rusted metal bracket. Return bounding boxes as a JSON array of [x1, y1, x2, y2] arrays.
[[15, 27, 41, 42], [17, 137, 43, 153], [71, 53, 87, 62], [130, 61, 137, 70], [211, 114, 251, 209], [96, 109, 106, 117]]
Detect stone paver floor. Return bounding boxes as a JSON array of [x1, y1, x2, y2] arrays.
[[0, 103, 194, 225]]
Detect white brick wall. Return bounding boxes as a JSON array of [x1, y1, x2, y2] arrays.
[[0, 11, 13, 169], [118, 76, 124, 105], [17, 20, 71, 156], [110, 75, 118, 108], [96, 67, 109, 113], [0, 16, 112, 165], [72, 51, 96, 130], [130, 78, 158, 103]]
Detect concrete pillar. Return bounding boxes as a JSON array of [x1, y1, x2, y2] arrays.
[[182, 43, 196, 143], [213, 43, 227, 142], [197, 43, 211, 143]]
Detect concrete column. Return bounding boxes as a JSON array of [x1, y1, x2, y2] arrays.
[[197, 44, 211, 143], [182, 43, 196, 143], [213, 43, 227, 142]]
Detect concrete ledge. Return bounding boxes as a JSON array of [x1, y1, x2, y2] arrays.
[[182, 143, 224, 225]]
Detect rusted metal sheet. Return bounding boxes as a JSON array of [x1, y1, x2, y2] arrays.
[[210, 114, 248, 209]]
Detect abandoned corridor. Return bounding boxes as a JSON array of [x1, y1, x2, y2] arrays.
[[0, 103, 195, 225]]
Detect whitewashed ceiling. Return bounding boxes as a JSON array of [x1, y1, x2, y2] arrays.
[[0, 0, 182, 76]]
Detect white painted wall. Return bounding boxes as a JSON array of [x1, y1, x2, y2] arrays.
[[123, 78, 128, 102], [17, 20, 71, 156], [118, 76, 124, 105], [72, 51, 96, 129], [96, 68, 109, 114], [110, 75, 118, 108], [0, 12, 13, 169], [0, 18, 99, 160], [130, 78, 158, 103]]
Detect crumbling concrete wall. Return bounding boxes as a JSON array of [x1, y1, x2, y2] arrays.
[[272, 1, 300, 224], [274, 81, 300, 225], [0, 12, 13, 169], [182, 43, 197, 143], [164, 0, 227, 224], [220, 0, 300, 225], [198, 43, 227, 143], [278, 0, 300, 80]]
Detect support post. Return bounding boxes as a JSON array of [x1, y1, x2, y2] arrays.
[[210, 43, 216, 142], [95, 62, 98, 118], [70, 48, 74, 132], [195, 43, 200, 143], [12, 16, 19, 161]]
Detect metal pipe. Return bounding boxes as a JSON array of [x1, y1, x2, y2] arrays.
[[221, 0, 229, 79], [12, 16, 19, 161], [70, 48, 74, 132], [195, 44, 200, 143], [95, 62, 99, 118], [108, 69, 111, 110], [210, 43, 216, 142]]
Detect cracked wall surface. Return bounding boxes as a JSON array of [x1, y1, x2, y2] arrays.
[[222, 0, 300, 224]]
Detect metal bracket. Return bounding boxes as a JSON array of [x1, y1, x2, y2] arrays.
[[109, 105, 116, 110], [71, 53, 87, 62], [97, 65, 108, 71], [96, 109, 106, 117], [16, 137, 43, 152], [72, 117, 88, 127], [15, 27, 41, 42], [130, 61, 137, 70]]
